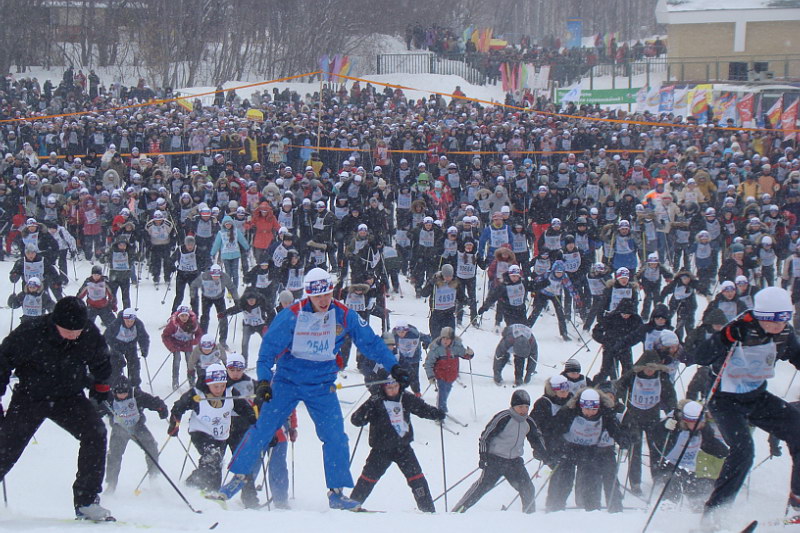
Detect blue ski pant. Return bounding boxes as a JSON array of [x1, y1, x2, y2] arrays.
[[228, 376, 353, 489]]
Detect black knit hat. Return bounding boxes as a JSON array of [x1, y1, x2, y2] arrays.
[[564, 359, 581, 373], [52, 296, 88, 330], [511, 389, 531, 407]]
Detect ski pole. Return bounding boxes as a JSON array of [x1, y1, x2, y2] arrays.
[[440, 422, 449, 512], [160, 277, 172, 305], [446, 414, 469, 428], [349, 426, 364, 467], [150, 352, 173, 383], [500, 461, 547, 511], [103, 403, 202, 514], [468, 359, 477, 421], [162, 377, 189, 402], [291, 440, 295, 500], [8, 281, 16, 333], [784, 369, 798, 398], [134, 436, 172, 495], [259, 447, 273, 511], [584, 345, 603, 377], [432, 466, 480, 503], [641, 341, 739, 533], [143, 356, 154, 394], [332, 378, 394, 391], [2, 478, 7, 507], [174, 433, 199, 470]]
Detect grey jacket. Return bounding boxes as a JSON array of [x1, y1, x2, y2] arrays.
[[480, 408, 548, 461]]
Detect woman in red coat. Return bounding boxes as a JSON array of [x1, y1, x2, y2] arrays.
[[247, 200, 281, 263], [161, 305, 203, 389]]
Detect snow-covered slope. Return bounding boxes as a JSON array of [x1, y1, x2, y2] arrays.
[[0, 259, 793, 532]]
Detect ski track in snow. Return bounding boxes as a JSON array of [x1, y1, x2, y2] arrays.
[[0, 258, 794, 532]]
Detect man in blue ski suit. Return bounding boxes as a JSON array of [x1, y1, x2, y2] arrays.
[[219, 267, 408, 510]]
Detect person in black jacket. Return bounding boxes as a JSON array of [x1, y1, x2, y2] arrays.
[[218, 288, 269, 365], [546, 387, 630, 512], [104, 308, 150, 388], [591, 299, 644, 383], [0, 296, 115, 521], [652, 400, 729, 511], [349, 377, 444, 512], [453, 390, 550, 513], [615, 350, 678, 495], [531, 375, 573, 450], [104, 376, 168, 494]]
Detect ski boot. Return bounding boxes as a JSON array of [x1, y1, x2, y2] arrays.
[[328, 488, 361, 510], [76, 498, 115, 522], [215, 474, 248, 500]]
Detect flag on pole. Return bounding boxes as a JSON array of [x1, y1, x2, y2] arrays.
[[767, 95, 783, 128], [737, 92, 755, 126], [781, 97, 799, 141]]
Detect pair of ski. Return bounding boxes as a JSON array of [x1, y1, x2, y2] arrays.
[[438, 414, 468, 435], [202, 491, 384, 514]]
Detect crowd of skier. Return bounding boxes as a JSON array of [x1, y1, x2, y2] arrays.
[[0, 70, 798, 528]]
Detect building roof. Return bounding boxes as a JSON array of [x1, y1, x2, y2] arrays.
[[657, 0, 800, 23], [663, 0, 798, 11]]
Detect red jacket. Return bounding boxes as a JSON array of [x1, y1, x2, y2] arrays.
[[248, 207, 281, 250], [161, 311, 203, 353]]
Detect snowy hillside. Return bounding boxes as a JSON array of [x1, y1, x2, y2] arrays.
[[0, 259, 794, 533]]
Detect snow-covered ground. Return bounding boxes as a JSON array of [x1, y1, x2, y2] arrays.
[[0, 257, 794, 532]]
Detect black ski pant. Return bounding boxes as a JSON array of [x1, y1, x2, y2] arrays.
[[454, 455, 534, 513], [623, 412, 662, 487], [397, 356, 422, 395], [706, 390, 800, 511], [592, 348, 633, 383], [528, 294, 567, 336], [456, 277, 477, 323], [0, 393, 107, 508], [658, 465, 713, 512], [172, 271, 199, 314], [200, 296, 228, 343], [108, 275, 131, 310], [149, 244, 172, 283], [186, 431, 226, 492], [171, 351, 192, 388], [105, 421, 158, 488], [583, 295, 605, 331], [88, 305, 115, 328], [351, 445, 434, 512], [594, 448, 624, 513], [110, 343, 143, 388], [547, 448, 606, 512], [240, 323, 264, 365], [493, 351, 536, 384], [640, 284, 661, 322], [429, 309, 455, 341]]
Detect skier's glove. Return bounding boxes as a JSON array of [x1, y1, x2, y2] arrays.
[[390, 364, 411, 387], [664, 418, 678, 431], [433, 409, 446, 421], [722, 322, 747, 345], [254, 380, 273, 408], [167, 416, 180, 436], [89, 383, 110, 404], [156, 406, 168, 420], [288, 428, 298, 442]]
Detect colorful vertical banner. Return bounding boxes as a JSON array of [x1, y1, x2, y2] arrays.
[[737, 92, 755, 127], [713, 91, 737, 122], [781, 97, 798, 140], [690, 84, 712, 123], [566, 19, 583, 49], [673, 86, 690, 117], [767, 95, 783, 128], [319, 54, 352, 82], [658, 86, 674, 113], [645, 87, 661, 114], [635, 86, 648, 112]]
